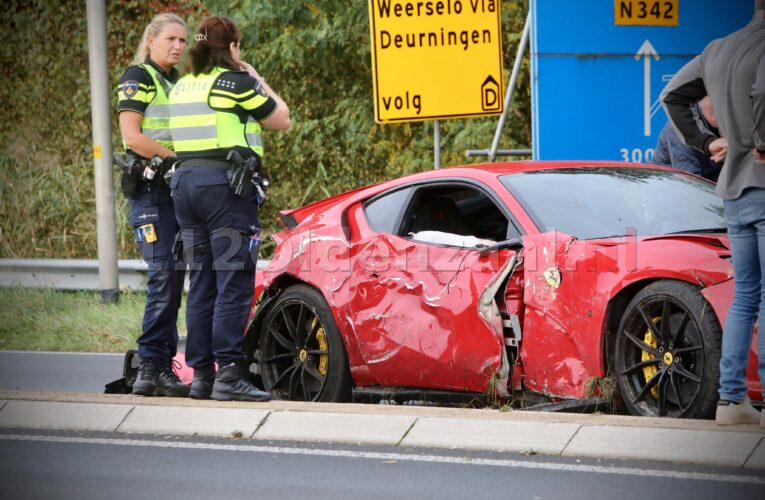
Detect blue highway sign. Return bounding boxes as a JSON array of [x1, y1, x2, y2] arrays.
[[531, 0, 753, 161]]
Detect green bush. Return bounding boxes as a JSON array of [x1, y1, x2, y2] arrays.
[[0, 0, 207, 258], [0, 0, 530, 259]]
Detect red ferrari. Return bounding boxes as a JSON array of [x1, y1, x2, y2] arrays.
[[208, 162, 761, 418]]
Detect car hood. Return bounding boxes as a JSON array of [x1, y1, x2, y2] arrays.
[[631, 233, 731, 287], [640, 232, 729, 249], [543, 232, 732, 288]]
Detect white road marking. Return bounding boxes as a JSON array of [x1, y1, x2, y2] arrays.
[[1, 433, 763, 485]]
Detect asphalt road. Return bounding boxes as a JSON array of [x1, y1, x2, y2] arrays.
[[0, 351, 122, 392], [0, 431, 762, 500], [1, 352, 764, 498]]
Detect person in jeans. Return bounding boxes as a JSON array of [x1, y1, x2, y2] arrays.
[[661, 3, 765, 425]]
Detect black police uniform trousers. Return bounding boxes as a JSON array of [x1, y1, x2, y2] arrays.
[[170, 165, 260, 369], [129, 185, 185, 364]]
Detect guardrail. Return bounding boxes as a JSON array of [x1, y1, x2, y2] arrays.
[[0, 259, 269, 291], [0, 259, 150, 290]]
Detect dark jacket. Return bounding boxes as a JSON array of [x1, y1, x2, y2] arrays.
[[653, 105, 722, 181]]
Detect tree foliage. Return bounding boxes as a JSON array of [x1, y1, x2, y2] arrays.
[[0, 0, 530, 258]]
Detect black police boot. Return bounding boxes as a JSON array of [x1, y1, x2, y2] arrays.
[[189, 364, 216, 400], [211, 363, 271, 402], [153, 360, 191, 397], [132, 357, 158, 396]]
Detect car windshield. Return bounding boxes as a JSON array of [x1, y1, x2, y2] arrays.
[[500, 167, 726, 239]]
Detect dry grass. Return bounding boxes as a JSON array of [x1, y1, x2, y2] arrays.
[[584, 375, 617, 400], [0, 151, 136, 259]]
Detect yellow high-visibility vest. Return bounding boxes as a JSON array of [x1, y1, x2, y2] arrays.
[[169, 67, 265, 157], [119, 63, 174, 150]]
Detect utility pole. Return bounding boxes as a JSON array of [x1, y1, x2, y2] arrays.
[[85, 0, 119, 303]]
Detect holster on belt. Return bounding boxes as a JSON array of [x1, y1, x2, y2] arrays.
[[172, 231, 185, 264], [114, 154, 142, 199], [226, 150, 260, 198], [226, 150, 269, 202]]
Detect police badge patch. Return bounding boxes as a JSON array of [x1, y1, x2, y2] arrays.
[[254, 79, 268, 97], [123, 80, 139, 98]]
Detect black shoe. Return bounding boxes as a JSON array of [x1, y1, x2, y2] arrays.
[[153, 360, 191, 397], [189, 365, 216, 400], [211, 363, 271, 402], [132, 357, 158, 396]]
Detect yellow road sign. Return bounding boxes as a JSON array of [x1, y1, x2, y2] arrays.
[[368, 0, 504, 123], [614, 0, 679, 26]]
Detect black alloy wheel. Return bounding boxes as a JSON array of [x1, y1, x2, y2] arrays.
[[615, 280, 721, 418], [258, 284, 352, 402]]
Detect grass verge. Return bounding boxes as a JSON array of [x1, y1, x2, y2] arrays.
[[0, 288, 186, 352]]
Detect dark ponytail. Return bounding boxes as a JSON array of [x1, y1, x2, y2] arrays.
[[188, 16, 242, 75]]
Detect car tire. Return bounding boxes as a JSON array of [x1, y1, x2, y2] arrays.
[[258, 284, 352, 402], [615, 280, 721, 418]]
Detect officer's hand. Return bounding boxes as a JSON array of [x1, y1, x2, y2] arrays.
[[239, 61, 259, 79]]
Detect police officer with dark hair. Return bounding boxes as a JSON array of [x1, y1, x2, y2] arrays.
[[117, 13, 189, 397], [168, 15, 290, 400]]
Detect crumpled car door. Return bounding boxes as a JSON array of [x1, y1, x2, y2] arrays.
[[346, 228, 516, 396]]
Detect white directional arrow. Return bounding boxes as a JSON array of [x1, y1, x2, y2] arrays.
[[635, 40, 660, 136]]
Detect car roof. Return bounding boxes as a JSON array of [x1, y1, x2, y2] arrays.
[[371, 160, 666, 190], [279, 161, 671, 225], [443, 160, 656, 176]]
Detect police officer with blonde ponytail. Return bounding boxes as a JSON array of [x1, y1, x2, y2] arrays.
[[169, 16, 290, 401], [117, 13, 189, 397]]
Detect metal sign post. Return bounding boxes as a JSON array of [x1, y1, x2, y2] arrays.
[[434, 120, 441, 169], [487, 10, 530, 161], [465, 10, 532, 160], [86, 0, 119, 303]]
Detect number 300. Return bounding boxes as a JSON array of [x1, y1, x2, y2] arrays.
[[620, 148, 654, 163]]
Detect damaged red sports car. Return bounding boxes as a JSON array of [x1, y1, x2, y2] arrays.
[[242, 161, 760, 418]]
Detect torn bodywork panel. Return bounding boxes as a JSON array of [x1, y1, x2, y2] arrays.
[[519, 231, 733, 400], [258, 199, 518, 396], [346, 233, 515, 395]]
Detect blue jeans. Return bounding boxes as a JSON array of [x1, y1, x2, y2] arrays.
[[721, 187, 765, 402]]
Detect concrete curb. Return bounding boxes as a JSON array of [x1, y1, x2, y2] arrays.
[[1, 391, 763, 469]]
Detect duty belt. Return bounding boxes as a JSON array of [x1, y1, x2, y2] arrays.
[[177, 158, 231, 169]]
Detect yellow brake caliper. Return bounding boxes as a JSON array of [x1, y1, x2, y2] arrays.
[[312, 318, 329, 377], [641, 317, 660, 398]]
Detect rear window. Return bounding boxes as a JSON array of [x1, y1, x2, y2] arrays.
[[500, 167, 726, 239], [363, 187, 412, 233]]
